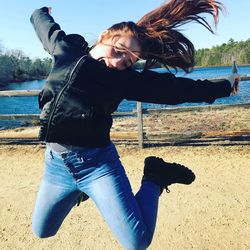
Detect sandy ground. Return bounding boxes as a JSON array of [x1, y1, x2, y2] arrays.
[[0, 143, 249, 250], [0, 105, 249, 249]]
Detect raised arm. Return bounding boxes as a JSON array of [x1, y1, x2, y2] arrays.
[[30, 7, 65, 55], [30, 7, 88, 57]]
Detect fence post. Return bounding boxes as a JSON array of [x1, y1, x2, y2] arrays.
[[137, 101, 144, 148], [232, 60, 238, 73]]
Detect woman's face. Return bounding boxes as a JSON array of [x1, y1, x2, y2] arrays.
[[89, 34, 141, 70]]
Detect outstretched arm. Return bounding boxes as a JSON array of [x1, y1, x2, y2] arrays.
[[30, 7, 66, 55], [124, 70, 234, 105], [73, 55, 238, 106]]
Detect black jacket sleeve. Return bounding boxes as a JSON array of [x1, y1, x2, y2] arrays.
[[81, 57, 232, 105], [123, 69, 232, 105], [30, 7, 65, 55], [30, 7, 88, 56]]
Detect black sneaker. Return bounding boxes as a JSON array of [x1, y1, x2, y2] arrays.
[[142, 156, 195, 193]]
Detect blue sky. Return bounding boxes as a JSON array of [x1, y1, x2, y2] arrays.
[[0, 0, 249, 58]]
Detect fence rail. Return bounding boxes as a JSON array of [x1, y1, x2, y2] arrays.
[[1, 71, 249, 147]]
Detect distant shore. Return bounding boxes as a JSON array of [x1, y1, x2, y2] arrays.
[[0, 77, 46, 87]]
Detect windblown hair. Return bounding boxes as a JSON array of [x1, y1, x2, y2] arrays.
[[136, 0, 224, 72], [105, 0, 224, 72]]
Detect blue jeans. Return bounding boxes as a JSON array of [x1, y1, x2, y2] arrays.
[[32, 143, 160, 250]]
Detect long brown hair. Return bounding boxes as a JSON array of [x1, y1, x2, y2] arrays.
[[136, 0, 224, 72], [104, 0, 224, 72]]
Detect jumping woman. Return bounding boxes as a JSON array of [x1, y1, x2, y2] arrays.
[[31, 1, 239, 249]]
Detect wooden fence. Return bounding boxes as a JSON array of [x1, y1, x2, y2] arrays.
[[0, 73, 250, 148]]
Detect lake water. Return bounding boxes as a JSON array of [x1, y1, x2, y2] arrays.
[[0, 65, 249, 128]]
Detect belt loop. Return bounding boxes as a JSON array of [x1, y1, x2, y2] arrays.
[[61, 153, 67, 159], [50, 150, 54, 160], [78, 157, 85, 163]]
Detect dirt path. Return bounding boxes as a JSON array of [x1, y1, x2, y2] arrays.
[[0, 144, 249, 250]]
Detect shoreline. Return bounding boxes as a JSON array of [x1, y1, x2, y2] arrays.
[[0, 77, 45, 87], [193, 63, 250, 69]]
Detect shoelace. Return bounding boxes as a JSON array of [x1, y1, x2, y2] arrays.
[[165, 186, 170, 193], [160, 186, 170, 195]]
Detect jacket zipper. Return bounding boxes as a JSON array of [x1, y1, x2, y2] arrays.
[[45, 55, 87, 140]]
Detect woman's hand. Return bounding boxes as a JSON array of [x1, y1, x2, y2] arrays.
[[47, 7, 52, 15], [228, 73, 240, 95]]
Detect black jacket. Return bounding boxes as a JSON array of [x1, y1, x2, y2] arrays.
[[31, 7, 232, 147]]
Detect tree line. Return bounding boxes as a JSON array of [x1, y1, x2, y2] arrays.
[[0, 42, 52, 85], [0, 38, 249, 85], [195, 38, 250, 66]]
